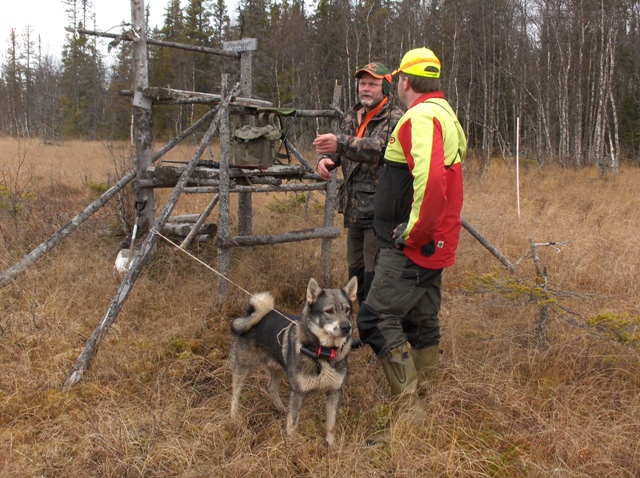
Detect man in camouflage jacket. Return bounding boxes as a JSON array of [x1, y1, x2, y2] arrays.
[[314, 62, 403, 305]]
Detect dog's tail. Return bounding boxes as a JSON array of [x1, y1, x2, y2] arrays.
[[230, 292, 275, 335]]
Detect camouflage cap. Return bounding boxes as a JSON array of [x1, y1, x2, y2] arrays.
[[355, 62, 392, 84]]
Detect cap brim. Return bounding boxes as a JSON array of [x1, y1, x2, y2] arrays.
[[355, 69, 387, 79]]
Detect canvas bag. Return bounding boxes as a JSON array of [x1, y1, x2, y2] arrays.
[[231, 124, 282, 169]]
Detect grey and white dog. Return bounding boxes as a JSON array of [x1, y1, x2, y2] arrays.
[[229, 276, 358, 445]]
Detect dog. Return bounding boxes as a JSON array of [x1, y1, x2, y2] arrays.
[[229, 276, 358, 445]]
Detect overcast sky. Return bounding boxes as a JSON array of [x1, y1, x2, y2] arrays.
[[1, 1, 170, 63]]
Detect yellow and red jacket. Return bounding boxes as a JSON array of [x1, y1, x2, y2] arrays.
[[374, 91, 466, 269]]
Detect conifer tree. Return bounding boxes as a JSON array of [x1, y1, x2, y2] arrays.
[[149, 0, 189, 138]]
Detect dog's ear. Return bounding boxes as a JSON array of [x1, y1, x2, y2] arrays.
[[306, 278, 323, 304], [344, 276, 358, 303]]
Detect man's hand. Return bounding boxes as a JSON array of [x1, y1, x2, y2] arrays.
[[316, 157, 336, 180], [313, 133, 339, 154], [392, 222, 408, 250]]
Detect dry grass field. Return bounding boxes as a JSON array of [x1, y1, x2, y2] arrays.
[[1, 135, 639, 477]]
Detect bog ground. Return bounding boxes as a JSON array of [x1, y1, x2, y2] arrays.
[[1, 137, 639, 477]]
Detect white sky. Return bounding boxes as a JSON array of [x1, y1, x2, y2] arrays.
[[1, 1, 172, 63]]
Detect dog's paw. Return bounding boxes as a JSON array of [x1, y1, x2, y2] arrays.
[[325, 433, 336, 447]]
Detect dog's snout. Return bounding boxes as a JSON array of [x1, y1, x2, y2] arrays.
[[340, 322, 352, 336]]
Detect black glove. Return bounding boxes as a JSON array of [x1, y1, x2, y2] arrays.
[[421, 240, 436, 257], [393, 222, 408, 250]]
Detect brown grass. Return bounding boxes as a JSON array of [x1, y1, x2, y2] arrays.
[[1, 137, 639, 477]]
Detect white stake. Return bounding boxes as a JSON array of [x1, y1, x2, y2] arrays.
[[516, 116, 521, 219]]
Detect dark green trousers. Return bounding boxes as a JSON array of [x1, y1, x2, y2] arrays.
[[347, 227, 378, 305], [357, 247, 442, 357]]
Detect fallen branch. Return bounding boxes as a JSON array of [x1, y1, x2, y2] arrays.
[[461, 218, 516, 273]]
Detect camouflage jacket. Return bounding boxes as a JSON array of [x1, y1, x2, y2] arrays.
[[321, 99, 404, 228]]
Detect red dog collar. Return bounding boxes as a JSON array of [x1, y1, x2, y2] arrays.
[[300, 345, 338, 361]]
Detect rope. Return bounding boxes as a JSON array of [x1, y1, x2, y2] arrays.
[[150, 228, 297, 326]]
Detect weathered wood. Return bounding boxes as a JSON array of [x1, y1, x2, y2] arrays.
[[62, 82, 241, 392], [131, 0, 155, 238], [530, 233, 550, 345], [285, 140, 315, 172], [180, 195, 220, 249], [183, 182, 327, 194], [162, 222, 217, 236], [217, 76, 232, 296], [233, 176, 282, 186], [320, 84, 342, 283], [292, 109, 342, 118], [461, 218, 516, 273], [216, 227, 341, 248], [148, 163, 308, 180], [137, 178, 223, 188], [230, 165, 309, 177], [0, 102, 219, 288], [121, 89, 338, 116], [141, 87, 273, 109], [183, 187, 221, 194], [167, 214, 201, 223], [232, 183, 328, 193], [237, 50, 254, 237], [66, 27, 241, 59]]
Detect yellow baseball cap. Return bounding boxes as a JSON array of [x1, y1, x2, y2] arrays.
[[392, 48, 441, 78]]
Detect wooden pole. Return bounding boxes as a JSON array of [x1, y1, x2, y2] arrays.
[[65, 27, 241, 59], [62, 85, 240, 392], [516, 116, 521, 219], [217, 75, 232, 296], [217, 227, 340, 248], [237, 50, 254, 236], [131, 0, 155, 238], [180, 194, 220, 249], [285, 140, 315, 172], [320, 82, 342, 283]]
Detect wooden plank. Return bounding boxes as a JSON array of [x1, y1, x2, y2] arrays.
[[216, 227, 341, 248], [162, 222, 217, 236], [66, 27, 241, 59], [180, 194, 220, 249], [142, 87, 273, 109], [167, 214, 201, 223], [183, 182, 327, 194]]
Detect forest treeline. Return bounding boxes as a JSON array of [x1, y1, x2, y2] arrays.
[[1, 0, 639, 172]]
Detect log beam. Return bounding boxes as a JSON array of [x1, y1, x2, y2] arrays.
[[216, 227, 340, 248]]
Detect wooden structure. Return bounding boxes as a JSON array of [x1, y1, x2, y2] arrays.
[[54, 1, 341, 390]]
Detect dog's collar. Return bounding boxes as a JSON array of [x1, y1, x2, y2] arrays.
[[300, 345, 340, 361]]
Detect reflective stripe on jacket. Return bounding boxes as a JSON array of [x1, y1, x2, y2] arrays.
[[375, 91, 466, 269]]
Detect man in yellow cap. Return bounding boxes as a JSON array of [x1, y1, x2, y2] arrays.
[[356, 48, 467, 398], [313, 62, 403, 308]]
